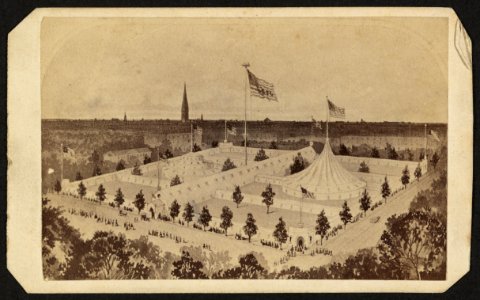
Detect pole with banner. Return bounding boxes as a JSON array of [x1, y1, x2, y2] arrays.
[[242, 63, 250, 166]]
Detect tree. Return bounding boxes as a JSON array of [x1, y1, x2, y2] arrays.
[[116, 160, 126, 171], [143, 155, 152, 165], [169, 200, 181, 222], [220, 206, 233, 236], [96, 184, 107, 202], [401, 165, 410, 188], [90, 150, 101, 166], [54, 180, 62, 194], [386, 143, 398, 160], [359, 189, 371, 216], [406, 148, 414, 161], [358, 161, 369, 173], [290, 152, 307, 174], [222, 158, 236, 172], [315, 209, 330, 245], [339, 201, 352, 229], [131, 163, 142, 176], [114, 188, 125, 208], [261, 183, 275, 214], [164, 149, 174, 159], [170, 175, 182, 186], [269, 141, 278, 150], [198, 206, 212, 231], [232, 185, 244, 208], [414, 164, 422, 181], [75, 172, 83, 181], [92, 165, 102, 176], [83, 231, 132, 279], [430, 152, 439, 170], [419, 151, 425, 160], [192, 143, 202, 152], [133, 190, 146, 213], [378, 211, 446, 280], [243, 213, 258, 243], [381, 176, 391, 203], [171, 251, 207, 279], [370, 147, 380, 158], [339, 144, 350, 155], [182, 202, 194, 227], [254, 148, 269, 161], [237, 253, 266, 278], [273, 217, 288, 249], [77, 181, 86, 199]]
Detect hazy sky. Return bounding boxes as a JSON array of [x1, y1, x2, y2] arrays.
[[41, 17, 448, 122]]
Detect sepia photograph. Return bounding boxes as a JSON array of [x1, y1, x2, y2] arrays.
[[6, 7, 473, 293]]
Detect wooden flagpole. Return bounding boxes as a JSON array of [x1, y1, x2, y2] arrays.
[[60, 143, 64, 182], [242, 63, 250, 166], [326, 96, 330, 141]]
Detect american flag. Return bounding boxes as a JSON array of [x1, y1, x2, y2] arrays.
[[312, 117, 322, 129], [62, 145, 75, 157], [300, 186, 315, 199], [429, 130, 440, 142], [227, 124, 237, 136], [327, 99, 346, 119], [247, 70, 278, 101]]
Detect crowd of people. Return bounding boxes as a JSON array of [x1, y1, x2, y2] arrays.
[[260, 239, 282, 249], [208, 226, 225, 234], [147, 229, 187, 244], [124, 221, 135, 231], [67, 208, 120, 228], [310, 247, 333, 256]]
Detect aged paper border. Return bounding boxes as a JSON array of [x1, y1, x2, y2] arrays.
[[7, 7, 472, 293]]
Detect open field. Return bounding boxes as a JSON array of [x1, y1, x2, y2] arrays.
[[47, 169, 432, 271]]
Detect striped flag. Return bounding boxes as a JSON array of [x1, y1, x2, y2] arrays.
[[312, 117, 322, 129], [227, 124, 237, 136], [327, 99, 345, 119], [62, 145, 75, 157], [300, 186, 315, 199], [429, 130, 440, 142], [247, 70, 278, 101]]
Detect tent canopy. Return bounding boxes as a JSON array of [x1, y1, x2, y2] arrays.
[[282, 139, 366, 201]]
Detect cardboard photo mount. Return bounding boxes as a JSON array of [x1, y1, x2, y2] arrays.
[[7, 7, 472, 293]]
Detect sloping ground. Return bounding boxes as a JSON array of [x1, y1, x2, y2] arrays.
[[323, 174, 434, 257]]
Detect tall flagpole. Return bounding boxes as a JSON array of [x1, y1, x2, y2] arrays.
[[424, 123, 428, 165], [326, 96, 330, 141], [157, 146, 160, 191], [190, 122, 193, 152], [224, 119, 227, 142], [242, 63, 250, 166], [60, 143, 64, 182]]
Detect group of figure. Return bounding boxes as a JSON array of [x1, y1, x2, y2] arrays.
[[147, 229, 187, 244]]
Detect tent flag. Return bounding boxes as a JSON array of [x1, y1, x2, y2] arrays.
[[300, 186, 315, 199], [62, 145, 75, 157], [312, 117, 322, 129], [327, 99, 346, 119], [47, 168, 55, 174], [247, 70, 278, 101], [227, 125, 237, 136], [429, 130, 440, 142]]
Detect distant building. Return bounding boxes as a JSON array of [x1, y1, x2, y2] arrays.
[[103, 147, 151, 164], [144, 128, 203, 152], [181, 83, 189, 122], [124, 112, 127, 122]]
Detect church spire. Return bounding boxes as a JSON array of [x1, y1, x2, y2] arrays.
[[181, 82, 189, 122]]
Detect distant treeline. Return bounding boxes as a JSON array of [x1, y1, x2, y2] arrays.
[[42, 119, 447, 138]]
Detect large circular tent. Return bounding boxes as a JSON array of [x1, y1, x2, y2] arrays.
[[282, 139, 366, 201]]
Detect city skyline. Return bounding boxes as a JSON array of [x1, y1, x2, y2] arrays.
[[41, 17, 448, 123]]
